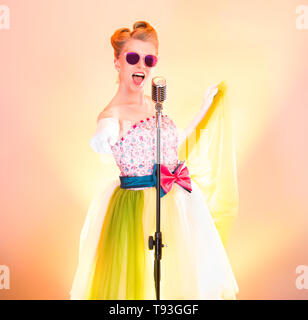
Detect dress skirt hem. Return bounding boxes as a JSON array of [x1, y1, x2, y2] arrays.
[[70, 179, 239, 300]]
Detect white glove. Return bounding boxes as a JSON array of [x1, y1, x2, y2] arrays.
[[89, 117, 120, 154]]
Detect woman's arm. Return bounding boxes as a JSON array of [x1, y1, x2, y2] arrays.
[[178, 83, 219, 147]]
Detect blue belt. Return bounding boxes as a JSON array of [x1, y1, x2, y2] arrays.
[[120, 162, 183, 198]]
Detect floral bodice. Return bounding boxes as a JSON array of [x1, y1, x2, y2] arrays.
[[90, 115, 181, 177]]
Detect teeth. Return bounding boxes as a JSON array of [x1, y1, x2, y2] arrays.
[[133, 73, 144, 77]]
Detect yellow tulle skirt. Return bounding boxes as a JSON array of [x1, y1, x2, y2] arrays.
[[70, 179, 238, 300]]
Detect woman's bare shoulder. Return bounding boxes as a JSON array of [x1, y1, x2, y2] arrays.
[[97, 95, 154, 123], [96, 104, 121, 123]]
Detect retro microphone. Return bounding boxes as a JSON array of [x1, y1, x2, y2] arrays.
[[148, 76, 167, 300], [152, 76, 166, 103]]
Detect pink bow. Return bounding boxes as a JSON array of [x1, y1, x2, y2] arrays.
[[160, 161, 192, 194]]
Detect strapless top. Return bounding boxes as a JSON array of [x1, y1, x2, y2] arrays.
[[90, 115, 183, 177]]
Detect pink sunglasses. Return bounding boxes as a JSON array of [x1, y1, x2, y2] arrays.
[[123, 51, 158, 68]]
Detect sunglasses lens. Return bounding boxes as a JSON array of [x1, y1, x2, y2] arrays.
[[126, 52, 139, 65], [145, 55, 157, 67]]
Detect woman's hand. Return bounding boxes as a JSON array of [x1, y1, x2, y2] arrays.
[[203, 83, 219, 110], [178, 82, 220, 149]]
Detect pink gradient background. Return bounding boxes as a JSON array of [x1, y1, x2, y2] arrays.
[[0, 1, 307, 299]]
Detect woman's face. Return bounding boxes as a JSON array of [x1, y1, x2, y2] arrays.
[[114, 39, 158, 92]]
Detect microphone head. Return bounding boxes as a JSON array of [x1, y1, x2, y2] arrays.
[[152, 76, 166, 103]]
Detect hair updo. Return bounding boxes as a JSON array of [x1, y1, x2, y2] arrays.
[[110, 21, 159, 59]]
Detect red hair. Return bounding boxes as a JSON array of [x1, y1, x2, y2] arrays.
[[110, 21, 159, 58]]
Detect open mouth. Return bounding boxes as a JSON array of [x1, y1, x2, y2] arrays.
[[132, 72, 145, 85]]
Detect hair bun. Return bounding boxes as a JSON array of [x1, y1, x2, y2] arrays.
[[120, 27, 130, 33], [133, 21, 149, 30]]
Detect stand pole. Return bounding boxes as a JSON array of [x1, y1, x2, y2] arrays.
[[148, 103, 166, 300]]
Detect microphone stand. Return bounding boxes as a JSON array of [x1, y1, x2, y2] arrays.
[[148, 77, 167, 300], [148, 103, 166, 300]]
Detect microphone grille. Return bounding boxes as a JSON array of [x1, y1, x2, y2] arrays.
[[152, 77, 166, 103]]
